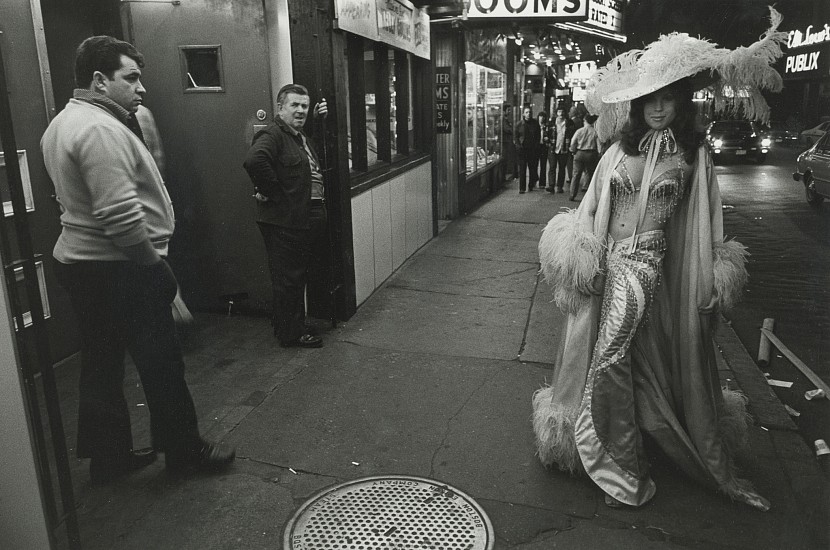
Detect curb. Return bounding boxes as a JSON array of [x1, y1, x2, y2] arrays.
[[714, 316, 797, 431], [715, 315, 828, 548]]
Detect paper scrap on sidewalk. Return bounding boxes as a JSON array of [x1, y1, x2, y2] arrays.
[[815, 439, 830, 457], [805, 388, 826, 401], [767, 378, 793, 388], [784, 404, 801, 417]]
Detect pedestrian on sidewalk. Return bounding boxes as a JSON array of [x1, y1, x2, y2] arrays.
[[514, 106, 540, 193], [533, 8, 786, 512], [502, 103, 517, 180], [536, 111, 550, 191], [568, 114, 600, 201], [41, 36, 235, 483], [545, 107, 574, 193], [244, 84, 328, 348]]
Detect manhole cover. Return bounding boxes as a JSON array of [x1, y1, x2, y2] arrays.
[[283, 475, 494, 550]]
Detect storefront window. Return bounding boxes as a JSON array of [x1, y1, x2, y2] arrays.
[[389, 49, 397, 156], [465, 62, 505, 175], [345, 35, 430, 183], [364, 45, 379, 167]]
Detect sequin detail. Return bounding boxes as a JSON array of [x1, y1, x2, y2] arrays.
[[610, 155, 687, 224], [574, 231, 666, 504]]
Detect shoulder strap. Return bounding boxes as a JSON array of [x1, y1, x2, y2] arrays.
[[629, 129, 677, 243]]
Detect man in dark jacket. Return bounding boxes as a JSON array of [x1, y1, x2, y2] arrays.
[[514, 106, 541, 193], [243, 84, 328, 348]]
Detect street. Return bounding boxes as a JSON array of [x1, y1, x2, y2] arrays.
[[717, 145, 830, 461]]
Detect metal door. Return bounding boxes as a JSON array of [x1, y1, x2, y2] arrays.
[[122, 0, 275, 311]]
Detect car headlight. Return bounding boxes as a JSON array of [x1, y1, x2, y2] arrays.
[[761, 138, 771, 147], [713, 139, 723, 148]]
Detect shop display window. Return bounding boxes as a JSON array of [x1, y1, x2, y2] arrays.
[[465, 62, 505, 175], [343, 34, 430, 183]]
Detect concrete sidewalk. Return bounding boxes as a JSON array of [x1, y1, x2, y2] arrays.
[[57, 180, 827, 549]]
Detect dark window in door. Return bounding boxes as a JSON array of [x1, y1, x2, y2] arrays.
[[179, 45, 224, 92]]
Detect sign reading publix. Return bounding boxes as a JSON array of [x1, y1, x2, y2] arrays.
[[783, 22, 830, 80], [466, 0, 588, 20]]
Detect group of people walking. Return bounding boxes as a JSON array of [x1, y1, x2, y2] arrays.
[[514, 105, 600, 200]]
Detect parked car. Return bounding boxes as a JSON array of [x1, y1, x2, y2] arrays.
[[705, 120, 770, 163], [799, 121, 830, 145], [762, 121, 798, 147], [793, 132, 830, 205]]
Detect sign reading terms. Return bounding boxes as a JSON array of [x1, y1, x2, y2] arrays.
[[436, 67, 452, 133]]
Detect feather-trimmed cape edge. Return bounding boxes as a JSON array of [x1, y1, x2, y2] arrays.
[[531, 385, 754, 486], [538, 210, 604, 314], [713, 239, 749, 311]]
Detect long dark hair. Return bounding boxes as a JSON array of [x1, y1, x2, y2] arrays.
[[619, 78, 702, 164]]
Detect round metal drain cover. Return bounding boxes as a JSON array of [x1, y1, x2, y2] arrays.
[[283, 475, 494, 550]]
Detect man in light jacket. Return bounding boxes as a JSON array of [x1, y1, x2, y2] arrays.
[[41, 36, 234, 483]]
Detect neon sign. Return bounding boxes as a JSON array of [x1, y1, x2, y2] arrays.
[[787, 23, 830, 50]]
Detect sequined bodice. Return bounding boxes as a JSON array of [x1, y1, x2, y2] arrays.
[[610, 155, 687, 224]]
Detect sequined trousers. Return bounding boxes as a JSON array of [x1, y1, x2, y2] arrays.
[[574, 229, 666, 506]]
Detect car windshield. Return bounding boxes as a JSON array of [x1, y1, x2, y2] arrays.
[[711, 121, 751, 132]]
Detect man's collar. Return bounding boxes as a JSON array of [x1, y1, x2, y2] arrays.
[[274, 116, 301, 136], [73, 89, 131, 123]]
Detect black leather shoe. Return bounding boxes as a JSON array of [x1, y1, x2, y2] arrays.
[[90, 448, 157, 484], [166, 440, 235, 476], [280, 333, 323, 348]]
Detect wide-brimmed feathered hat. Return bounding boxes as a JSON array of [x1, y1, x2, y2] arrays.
[[586, 7, 786, 143]]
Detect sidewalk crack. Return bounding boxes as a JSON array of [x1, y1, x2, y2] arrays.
[[429, 375, 489, 478], [518, 270, 543, 358]]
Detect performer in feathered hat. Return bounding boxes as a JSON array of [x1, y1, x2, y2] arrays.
[[532, 7, 785, 511]]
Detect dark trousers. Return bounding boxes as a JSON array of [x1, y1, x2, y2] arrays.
[[570, 150, 599, 199], [54, 260, 200, 459], [537, 144, 549, 188], [516, 147, 539, 192], [258, 203, 328, 344], [549, 151, 571, 190]]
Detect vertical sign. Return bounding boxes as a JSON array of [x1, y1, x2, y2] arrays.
[[435, 67, 452, 133]]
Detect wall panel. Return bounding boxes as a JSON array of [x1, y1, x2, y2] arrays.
[[351, 162, 433, 306]]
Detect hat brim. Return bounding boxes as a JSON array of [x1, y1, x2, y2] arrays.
[[601, 70, 719, 104]]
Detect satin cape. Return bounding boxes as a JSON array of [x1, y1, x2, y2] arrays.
[[534, 142, 753, 504]]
